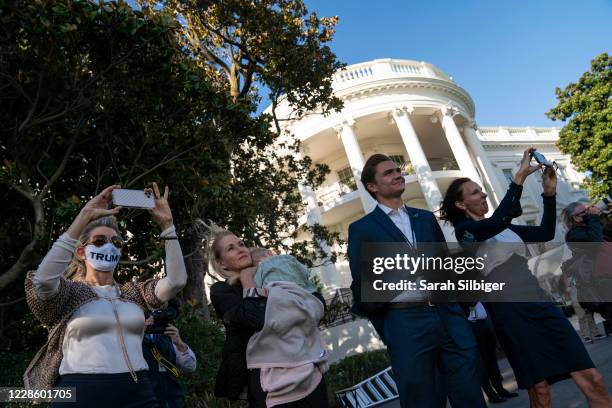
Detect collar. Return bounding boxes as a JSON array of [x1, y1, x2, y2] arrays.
[[378, 202, 408, 216]]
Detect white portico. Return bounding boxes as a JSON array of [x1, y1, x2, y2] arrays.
[[270, 58, 587, 290]]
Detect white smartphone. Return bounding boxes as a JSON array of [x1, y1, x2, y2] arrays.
[[112, 189, 155, 209]]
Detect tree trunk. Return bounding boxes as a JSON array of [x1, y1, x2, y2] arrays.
[[182, 238, 210, 321], [0, 195, 46, 291]]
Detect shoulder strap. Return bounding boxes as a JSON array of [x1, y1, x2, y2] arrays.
[[148, 344, 182, 378]]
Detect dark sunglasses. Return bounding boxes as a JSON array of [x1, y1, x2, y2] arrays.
[[87, 235, 124, 249]]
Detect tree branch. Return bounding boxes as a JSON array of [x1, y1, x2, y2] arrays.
[[40, 130, 79, 201], [0, 239, 41, 291], [126, 145, 199, 187], [119, 254, 159, 266]]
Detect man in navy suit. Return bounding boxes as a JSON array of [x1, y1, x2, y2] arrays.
[[348, 154, 486, 408]]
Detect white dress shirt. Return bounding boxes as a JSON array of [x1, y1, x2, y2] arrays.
[[378, 203, 427, 302], [377, 203, 415, 246]]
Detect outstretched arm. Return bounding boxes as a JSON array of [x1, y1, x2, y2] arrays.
[[147, 183, 187, 303]]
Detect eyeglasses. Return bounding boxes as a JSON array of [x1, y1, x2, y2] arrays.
[[86, 235, 124, 249]]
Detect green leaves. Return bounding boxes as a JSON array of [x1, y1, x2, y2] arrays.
[[1, 0, 343, 356], [547, 52, 612, 199]]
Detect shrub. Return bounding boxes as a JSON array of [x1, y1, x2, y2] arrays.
[[177, 310, 246, 408], [325, 349, 390, 406]]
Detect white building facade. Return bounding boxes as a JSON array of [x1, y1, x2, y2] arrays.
[[273, 58, 588, 291]]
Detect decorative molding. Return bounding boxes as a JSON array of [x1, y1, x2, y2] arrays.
[[441, 105, 460, 117], [332, 118, 356, 135], [336, 79, 476, 118], [390, 105, 415, 120], [464, 120, 478, 131]]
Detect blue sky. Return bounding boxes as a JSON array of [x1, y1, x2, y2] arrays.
[[302, 0, 612, 127]]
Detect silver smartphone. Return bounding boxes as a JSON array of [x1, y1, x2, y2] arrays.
[[112, 189, 155, 209]]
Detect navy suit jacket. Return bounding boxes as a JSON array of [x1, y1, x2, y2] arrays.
[[348, 205, 474, 348]]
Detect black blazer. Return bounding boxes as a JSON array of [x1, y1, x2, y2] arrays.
[[210, 281, 266, 400]]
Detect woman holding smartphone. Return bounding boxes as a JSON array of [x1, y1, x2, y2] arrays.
[[24, 183, 187, 407], [440, 148, 611, 407]]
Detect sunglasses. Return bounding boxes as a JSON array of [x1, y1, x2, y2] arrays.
[[86, 235, 124, 249]]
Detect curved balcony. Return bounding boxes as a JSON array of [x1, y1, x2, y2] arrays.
[[333, 58, 453, 92], [316, 167, 463, 223]]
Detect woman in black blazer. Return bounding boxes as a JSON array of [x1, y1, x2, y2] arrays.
[[440, 148, 611, 407], [208, 230, 327, 408]]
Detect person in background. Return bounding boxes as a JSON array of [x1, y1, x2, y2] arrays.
[[561, 269, 604, 343], [563, 202, 611, 339], [468, 302, 518, 404], [143, 305, 196, 408]]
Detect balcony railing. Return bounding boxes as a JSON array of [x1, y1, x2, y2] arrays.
[[316, 182, 356, 208], [428, 157, 459, 171], [332, 59, 453, 92]]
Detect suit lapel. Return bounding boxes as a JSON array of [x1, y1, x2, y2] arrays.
[[371, 206, 406, 243], [404, 205, 424, 243]]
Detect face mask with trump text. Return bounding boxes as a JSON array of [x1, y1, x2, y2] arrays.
[[85, 243, 121, 272]]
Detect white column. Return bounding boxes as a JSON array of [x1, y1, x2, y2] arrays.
[[391, 106, 443, 212], [296, 149, 341, 289], [463, 121, 507, 205], [334, 119, 377, 213], [439, 106, 483, 185]]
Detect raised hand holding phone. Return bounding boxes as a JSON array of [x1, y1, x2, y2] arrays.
[[514, 147, 543, 185], [147, 182, 173, 231]]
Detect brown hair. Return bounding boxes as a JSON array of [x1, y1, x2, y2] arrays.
[[439, 178, 472, 226], [209, 230, 241, 285], [361, 154, 394, 199], [64, 216, 121, 280]]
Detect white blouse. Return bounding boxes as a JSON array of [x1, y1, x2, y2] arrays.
[[59, 285, 149, 374], [478, 228, 528, 276]]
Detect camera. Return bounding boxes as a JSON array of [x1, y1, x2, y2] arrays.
[[593, 195, 611, 215], [146, 304, 179, 334]]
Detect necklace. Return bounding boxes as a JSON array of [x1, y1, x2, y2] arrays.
[[93, 282, 139, 383]]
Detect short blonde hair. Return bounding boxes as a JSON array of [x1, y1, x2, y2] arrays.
[[209, 230, 241, 285]]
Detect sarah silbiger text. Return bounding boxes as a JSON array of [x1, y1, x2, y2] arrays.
[[372, 279, 506, 293]]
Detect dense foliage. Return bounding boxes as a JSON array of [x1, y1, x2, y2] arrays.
[[547, 52, 612, 198], [0, 0, 343, 353]]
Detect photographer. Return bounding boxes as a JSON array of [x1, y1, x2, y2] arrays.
[[563, 201, 612, 336], [24, 184, 187, 407], [143, 304, 196, 408]]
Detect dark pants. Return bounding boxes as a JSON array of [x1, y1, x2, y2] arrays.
[[470, 319, 504, 394], [52, 371, 159, 408], [248, 368, 328, 408], [384, 306, 486, 408]]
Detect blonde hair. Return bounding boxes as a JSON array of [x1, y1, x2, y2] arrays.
[[209, 230, 241, 285], [64, 216, 121, 280]]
